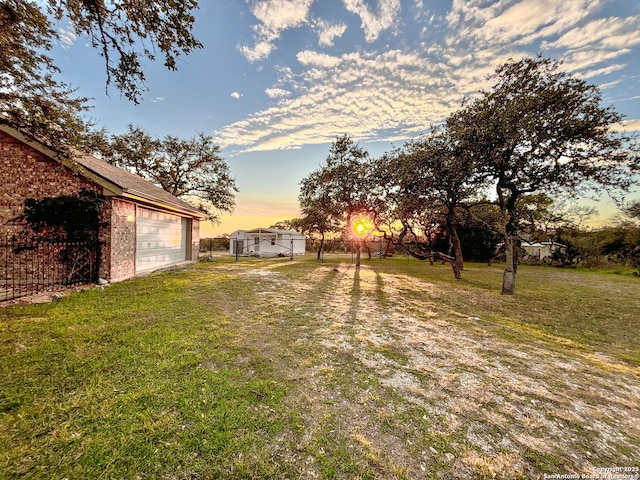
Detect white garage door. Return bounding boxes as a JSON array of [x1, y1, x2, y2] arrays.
[[136, 208, 188, 272]]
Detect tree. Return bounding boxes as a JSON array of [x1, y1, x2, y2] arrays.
[[457, 203, 503, 263], [269, 219, 297, 231], [49, 0, 202, 103], [92, 125, 238, 223], [299, 135, 371, 264], [367, 129, 485, 279], [0, 0, 91, 147], [1, 0, 202, 146], [402, 128, 485, 273], [448, 57, 638, 294], [622, 200, 640, 222]]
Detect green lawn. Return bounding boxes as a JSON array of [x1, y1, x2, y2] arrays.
[[1, 255, 638, 479]]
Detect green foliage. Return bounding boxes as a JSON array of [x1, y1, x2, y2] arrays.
[[556, 224, 640, 272], [602, 226, 640, 270], [1, 0, 201, 146], [446, 56, 637, 294], [622, 200, 640, 221], [299, 135, 370, 257], [88, 125, 238, 222], [0, 0, 91, 147], [23, 188, 105, 241], [299, 134, 371, 225], [457, 224, 501, 263], [199, 237, 230, 252]]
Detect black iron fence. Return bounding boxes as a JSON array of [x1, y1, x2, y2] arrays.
[[1, 235, 100, 301]]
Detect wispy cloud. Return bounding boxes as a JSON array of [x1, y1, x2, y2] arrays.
[[57, 25, 77, 49], [215, 49, 460, 152], [343, 0, 401, 42], [265, 88, 291, 98], [238, 0, 315, 62], [218, 0, 640, 153], [312, 18, 347, 46], [296, 50, 342, 68], [230, 92, 243, 99], [446, 0, 599, 48], [615, 119, 640, 133]]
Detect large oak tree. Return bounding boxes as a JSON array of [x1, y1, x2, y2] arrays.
[[299, 135, 371, 264], [447, 57, 638, 294], [91, 125, 237, 223]]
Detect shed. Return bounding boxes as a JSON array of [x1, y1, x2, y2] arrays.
[[229, 228, 306, 257], [0, 124, 207, 284], [521, 241, 566, 261]]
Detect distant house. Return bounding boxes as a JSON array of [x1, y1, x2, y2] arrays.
[[0, 124, 207, 284], [229, 228, 306, 257], [521, 241, 565, 261]]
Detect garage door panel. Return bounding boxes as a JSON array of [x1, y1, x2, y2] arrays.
[[136, 209, 188, 272]]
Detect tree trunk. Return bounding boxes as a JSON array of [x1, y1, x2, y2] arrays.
[[499, 185, 520, 295], [384, 238, 392, 258], [316, 233, 325, 260], [501, 233, 517, 295], [446, 211, 464, 272], [450, 224, 464, 272], [355, 240, 361, 266]]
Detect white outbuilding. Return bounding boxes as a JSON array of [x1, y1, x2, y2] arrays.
[[521, 241, 566, 261], [229, 228, 306, 257]]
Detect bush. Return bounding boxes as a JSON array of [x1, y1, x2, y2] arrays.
[[200, 237, 229, 252]]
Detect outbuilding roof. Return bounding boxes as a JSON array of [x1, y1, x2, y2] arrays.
[[238, 228, 306, 236]]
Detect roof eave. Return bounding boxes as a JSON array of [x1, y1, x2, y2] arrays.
[[122, 192, 208, 219]]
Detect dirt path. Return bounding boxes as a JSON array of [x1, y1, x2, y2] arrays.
[[222, 261, 640, 479]]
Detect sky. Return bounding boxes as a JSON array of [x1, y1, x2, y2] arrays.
[[50, 0, 640, 236]]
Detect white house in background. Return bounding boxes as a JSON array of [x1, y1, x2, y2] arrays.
[[521, 241, 566, 261], [229, 228, 306, 257]]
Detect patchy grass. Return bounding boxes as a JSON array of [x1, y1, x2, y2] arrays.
[[1, 254, 639, 479]]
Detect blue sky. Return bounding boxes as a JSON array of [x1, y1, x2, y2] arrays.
[[51, 0, 640, 235]]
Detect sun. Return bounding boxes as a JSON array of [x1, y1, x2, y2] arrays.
[[351, 214, 374, 238]]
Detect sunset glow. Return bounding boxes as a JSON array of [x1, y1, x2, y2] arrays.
[[351, 215, 375, 238]]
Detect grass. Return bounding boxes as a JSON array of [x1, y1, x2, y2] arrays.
[[1, 254, 639, 479]]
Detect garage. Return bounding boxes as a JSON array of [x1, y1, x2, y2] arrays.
[[136, 208, 189, 272]]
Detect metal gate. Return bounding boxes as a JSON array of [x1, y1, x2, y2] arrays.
[[1, 236, 100, 301]]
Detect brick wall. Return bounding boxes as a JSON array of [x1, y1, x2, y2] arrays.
[[191, 218, 200, 261], [107, 199, 136, 281], [1, 129, 202, 285], [0, 130, 99, 237]]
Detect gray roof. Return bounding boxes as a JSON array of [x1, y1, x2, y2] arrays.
[[72, 150, 206, 218]]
